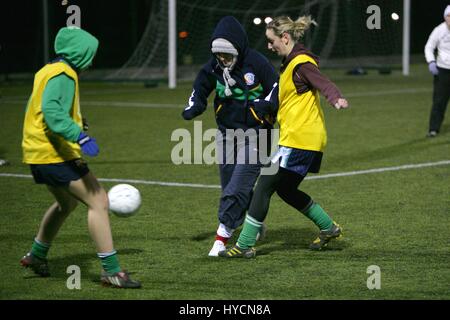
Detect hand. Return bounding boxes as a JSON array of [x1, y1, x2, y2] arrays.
[[428, 62, 439, 76], [334, 98, 349, 110], [77, 132, 99, 157], [252, 99, 277, 125], [182, 107, 197, 120]]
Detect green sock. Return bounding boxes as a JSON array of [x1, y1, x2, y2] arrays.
[[31, 238, 50, 259], [237, 215, 263, 249], [98, 251, 121, 275], [302, 202, 333, 231]]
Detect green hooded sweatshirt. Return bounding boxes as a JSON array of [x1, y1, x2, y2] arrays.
[[42, 27, 99, 142]]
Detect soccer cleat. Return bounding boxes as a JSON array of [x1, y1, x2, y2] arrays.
[[427, 131, 438, 138], [100, 270, 141, 289], [20, 252, 50, 277], [218, 244, 256, 259], [309, 222, 343, 251], [256, 223, 267, 242], [208, 240, 227, 257]]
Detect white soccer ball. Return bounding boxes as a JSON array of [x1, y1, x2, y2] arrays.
[[108, 184, 141, 217]]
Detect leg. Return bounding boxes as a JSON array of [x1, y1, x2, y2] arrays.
[[20, 186, 78, 276], [275, 168, 335, 230], [36, 185, 78, 244], [65, 171, 113, 253], [218, 171, 280, 258], [66, 172, 140, 288], [247, 171, 281, 222], [208, 135, 237, 256], [218, 163, 261, 229], [210, 163, 261, 256], [429, 69, 450, 134], [275, 168, 311, 212], [218, 134, 262, 229]]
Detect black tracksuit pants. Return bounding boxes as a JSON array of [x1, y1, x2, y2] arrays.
[[429, 67, 450, 133]]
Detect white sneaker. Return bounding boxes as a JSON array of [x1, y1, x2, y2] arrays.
[[208, 240, 226, 257]]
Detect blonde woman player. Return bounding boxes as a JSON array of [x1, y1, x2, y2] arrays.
[[220, 15, 349, 258], [20, 27, 140, 288]]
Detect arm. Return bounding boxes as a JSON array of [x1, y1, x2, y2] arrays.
[[251, 56, 279, 123], [42, 74, 81, 142], [424, 27, 439, 64], [252, 83, 279, 124], [182, 65, 215, 120], [42, 74, 99, 156], [424, 27, 440, 75], [294, 62, 343, 106]]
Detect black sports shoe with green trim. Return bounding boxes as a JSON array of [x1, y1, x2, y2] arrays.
[[309, 222, 343, 251], [101, 270, 141, 288], [20, 252, 50, 277], [218, 244, 256, 259]]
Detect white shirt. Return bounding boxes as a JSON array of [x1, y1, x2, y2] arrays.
[[425, 22, 450, 70]]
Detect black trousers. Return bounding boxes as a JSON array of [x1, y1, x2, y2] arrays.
[[247, 167, 312, 222], [217, 133, 262, 230], [429, 67, 450, 133]]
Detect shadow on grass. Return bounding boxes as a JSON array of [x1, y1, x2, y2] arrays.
[[190, 231, 216, 242], [192, 227, 349, 258], [22, 248, 144, 283], [256, 227, 349, 256]]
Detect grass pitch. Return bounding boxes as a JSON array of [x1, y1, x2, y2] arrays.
[[0, 65, 448, 299]]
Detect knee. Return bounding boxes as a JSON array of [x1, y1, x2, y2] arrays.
[[58, 198, 78, 214], [92, 190, 109, 212], [276, 185, 295, 201]]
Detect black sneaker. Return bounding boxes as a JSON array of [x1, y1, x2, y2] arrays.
[[218, 244, 256, 259], [309, 222, 343, 251], [20, 252, 50, 277], [101, 270, 141, 288]]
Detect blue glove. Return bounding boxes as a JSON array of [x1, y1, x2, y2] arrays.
[[77, 132, 99, 157], [428, 62, 439, 76]]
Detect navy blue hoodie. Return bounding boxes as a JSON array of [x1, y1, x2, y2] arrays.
[[182, 16, 277, 131]]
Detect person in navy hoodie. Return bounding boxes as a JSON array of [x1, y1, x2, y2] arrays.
[[182, 16, 278, 256]]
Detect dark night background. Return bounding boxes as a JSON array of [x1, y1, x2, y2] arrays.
[[0, 0, 449, 75]]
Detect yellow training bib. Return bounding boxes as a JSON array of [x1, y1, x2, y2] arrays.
[[22, 62, 82, 164], [277, 54, 327, 151]]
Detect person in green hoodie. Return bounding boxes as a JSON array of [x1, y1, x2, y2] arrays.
[[20, 27, 141, 289]]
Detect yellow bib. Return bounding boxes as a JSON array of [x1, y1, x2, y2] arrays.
[[22, 62, 82, 164], [278, 54, 327, 151]]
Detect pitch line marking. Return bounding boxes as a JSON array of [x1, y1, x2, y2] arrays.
[[1, 87, 433, 109], [1, 160, 449, 189]]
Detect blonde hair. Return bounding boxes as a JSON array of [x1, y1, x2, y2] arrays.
[[266, 15, 317, 42]]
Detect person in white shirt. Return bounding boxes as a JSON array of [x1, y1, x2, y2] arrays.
[[424, 5, 450, 137]]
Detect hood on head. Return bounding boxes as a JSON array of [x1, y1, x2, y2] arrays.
[[210, 16, 249, 60], [54, 27, 99, 71]]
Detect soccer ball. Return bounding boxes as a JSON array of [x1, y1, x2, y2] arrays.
[[108, 184, 142, 217]]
